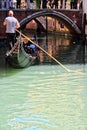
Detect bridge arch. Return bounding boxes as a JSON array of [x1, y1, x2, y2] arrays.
[[20, 9, 81, 34]]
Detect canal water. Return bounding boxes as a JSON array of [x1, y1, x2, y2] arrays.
[[0, 34, 87, 130]]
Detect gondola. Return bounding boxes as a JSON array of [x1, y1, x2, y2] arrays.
[[6, 37, 39, 68]]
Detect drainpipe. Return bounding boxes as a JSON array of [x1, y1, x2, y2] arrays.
[[83, 0, 87, 64], [83, 0, 87, 36], [46, 16, 48, 45]]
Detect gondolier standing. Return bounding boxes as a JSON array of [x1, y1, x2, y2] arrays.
[[3, 10, 20, 50]]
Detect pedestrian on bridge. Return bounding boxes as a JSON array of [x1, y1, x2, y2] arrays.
[[70, 0, 75, 9], [16, 0, 21, 8], [60, 0, 67, 9], [26, 0, 34, 9], [42, 0, 48, 8], [51, 0, 59, 8], [36, 0, 41, 8]]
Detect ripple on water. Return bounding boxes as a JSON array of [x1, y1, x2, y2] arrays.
[[0, 64, 87, 130]]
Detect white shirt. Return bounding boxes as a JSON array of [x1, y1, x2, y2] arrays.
[[5, 16, 19, 33]]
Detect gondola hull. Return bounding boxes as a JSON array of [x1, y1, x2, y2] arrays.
[[7, 41, 38, 68]]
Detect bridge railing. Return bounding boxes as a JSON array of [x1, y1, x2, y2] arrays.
[[0, 0, 83, 10]]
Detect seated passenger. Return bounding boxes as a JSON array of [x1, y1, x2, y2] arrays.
[[23, 39, 37, 57]]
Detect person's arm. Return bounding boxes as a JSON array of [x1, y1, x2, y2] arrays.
[[3, 20, 7, 26], [16, 21, 20, 29]]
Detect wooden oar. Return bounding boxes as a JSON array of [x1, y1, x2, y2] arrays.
[[16, 29, 71, 72]]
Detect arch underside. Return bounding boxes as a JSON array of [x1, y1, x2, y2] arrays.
[[20, 9, 81, 35]]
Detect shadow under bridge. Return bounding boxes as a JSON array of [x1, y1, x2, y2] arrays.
[[19, 9, 82, 35]]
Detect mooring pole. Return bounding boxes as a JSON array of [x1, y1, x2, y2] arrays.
[[46, 16, 48, 45]]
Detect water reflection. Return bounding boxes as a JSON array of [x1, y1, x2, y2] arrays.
[[37, 34, 85, 64], [0, 33, 86, 71], [0, 34, 87, 130]]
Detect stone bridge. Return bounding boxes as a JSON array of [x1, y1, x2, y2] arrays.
[[0, 9, 84, 38]]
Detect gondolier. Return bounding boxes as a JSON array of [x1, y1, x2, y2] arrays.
[[3, 10, 20, 50]]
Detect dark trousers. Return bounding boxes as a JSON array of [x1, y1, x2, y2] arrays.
[[6, 33, 16, 50], [70, 2, 74, 9]]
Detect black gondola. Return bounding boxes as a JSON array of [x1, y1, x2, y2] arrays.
[[6, 37, 39, 68]]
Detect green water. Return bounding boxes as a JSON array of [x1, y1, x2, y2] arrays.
[[0, 64, 87, 130]]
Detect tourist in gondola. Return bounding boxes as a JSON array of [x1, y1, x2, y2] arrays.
[[23, 36, 37, 57], [3, 10, 20, 50]]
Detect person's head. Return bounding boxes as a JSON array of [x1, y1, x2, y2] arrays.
[[8, 10, 14, 16]]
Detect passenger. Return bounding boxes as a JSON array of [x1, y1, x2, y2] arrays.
[[23, 37, 37, 57], [3, 10, 20, 50], [30, 44, 36, 54]]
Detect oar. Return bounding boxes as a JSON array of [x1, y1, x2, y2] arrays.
[[16, 29, 71, 72], [16, 29, 85, 74]]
